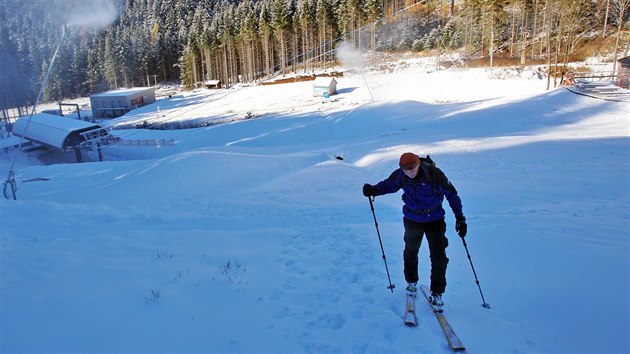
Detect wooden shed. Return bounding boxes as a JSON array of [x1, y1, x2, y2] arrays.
[[313, 77, 337, 97], [204, 80, 221, 89], [617, 56, 630, 89], [90, 87, 156, 118]]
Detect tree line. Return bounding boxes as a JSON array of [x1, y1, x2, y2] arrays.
[[0, 0, 628, 117]]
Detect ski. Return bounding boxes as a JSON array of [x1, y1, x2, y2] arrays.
[[420, 285, 466, 351], [403, 294, 417, 327]]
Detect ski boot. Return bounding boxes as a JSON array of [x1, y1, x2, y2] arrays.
[[406, 283, 417, 298], [431, 292, 444, 313]]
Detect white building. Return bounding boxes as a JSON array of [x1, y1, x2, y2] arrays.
[[90, 87, 156, 118], [312, 77, 337, 97]]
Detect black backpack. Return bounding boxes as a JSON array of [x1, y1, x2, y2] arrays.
[[419, 154, 440, 189], [419, 155, 435, 167]]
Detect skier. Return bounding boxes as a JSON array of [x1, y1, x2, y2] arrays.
[[362, 152, 467, 311]]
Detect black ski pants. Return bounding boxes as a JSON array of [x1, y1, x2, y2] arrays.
[[403, 217, 449, 294]]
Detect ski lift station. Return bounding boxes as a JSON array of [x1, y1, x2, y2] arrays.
[[11, 113, 105, 163], [312, 77, 337, 97], [90, 87, 156, 118]]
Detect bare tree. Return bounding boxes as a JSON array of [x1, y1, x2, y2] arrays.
[[531, 0, 540, 59], [604, 0, 611, 38], [612, 0, 630, 76], [545, 0, 554, 90]]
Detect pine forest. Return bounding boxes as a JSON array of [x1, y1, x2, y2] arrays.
[[0, 0, 628, 117]]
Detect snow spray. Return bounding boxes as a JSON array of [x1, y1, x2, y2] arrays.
[[335, 42, 375, 102], [65, 0, 119, 30]]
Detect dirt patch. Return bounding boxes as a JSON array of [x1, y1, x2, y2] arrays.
[[260, 72, 344, 86]]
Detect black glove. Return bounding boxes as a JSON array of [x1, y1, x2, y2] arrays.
[[456, 216, 467, 238], [362, 183, 377, 197]]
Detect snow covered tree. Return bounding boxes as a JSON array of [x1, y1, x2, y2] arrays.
[[272, 0, 293, 72]]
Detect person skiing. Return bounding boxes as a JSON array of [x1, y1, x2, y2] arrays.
[[362, 152, 467, 311]]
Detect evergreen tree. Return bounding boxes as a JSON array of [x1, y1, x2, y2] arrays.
[[259, 2, 276, 76], [271, 0, 293, 72], [1, 0, 628, 113]]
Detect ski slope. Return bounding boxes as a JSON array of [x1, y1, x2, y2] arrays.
[[1, 58, 629, 353]]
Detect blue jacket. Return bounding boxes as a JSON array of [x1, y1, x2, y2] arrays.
[[373, 164, 463, 223]]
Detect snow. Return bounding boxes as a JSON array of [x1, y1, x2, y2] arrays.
[[90, 87, 155, 98], [1, 58, 629, 353]]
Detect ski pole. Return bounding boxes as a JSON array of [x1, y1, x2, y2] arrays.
[[367, 196, 395, 293], [460, 235, 490, 309]]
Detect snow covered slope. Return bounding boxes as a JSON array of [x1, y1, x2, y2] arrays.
[[1, 63, 628, 353]]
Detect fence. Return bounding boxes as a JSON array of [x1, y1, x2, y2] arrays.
[[117, 138, 176, 147], [572, 71, 617, 83]]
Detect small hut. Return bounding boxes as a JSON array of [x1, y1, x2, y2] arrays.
[[312, 77, 337, 97], [204, 80, 221, 89], [617, 56, 630, 89]]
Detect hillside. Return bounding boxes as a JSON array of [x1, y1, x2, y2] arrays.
[[1, 60, 629, 353], [2, 0, 627, 112]]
